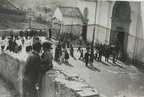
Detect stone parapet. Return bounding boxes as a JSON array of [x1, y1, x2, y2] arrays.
[[40, 68, 99, 97], [0, 52, 24, 97], [0, 51, 103, 97]]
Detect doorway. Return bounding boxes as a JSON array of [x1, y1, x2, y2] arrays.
[[110, 1, 131, 59]]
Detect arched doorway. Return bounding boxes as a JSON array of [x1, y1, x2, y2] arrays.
[[110, 1, 131, 59]]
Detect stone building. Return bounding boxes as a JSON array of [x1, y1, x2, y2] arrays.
[[52, 6, 83, 36], [77, 0, 144, 66]]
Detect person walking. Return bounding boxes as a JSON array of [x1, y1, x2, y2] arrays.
[[94, 49, 98, 60], [12, 40, 17, 53], [0, 37, 6, 51], [112, 47, 117, 64], [98, 45, 103, 62], [90, 51, 94, 66], [70, 44, 74, 57], [61, 48, 65, 62], [65, 50, 69, 63], [57, 41, 62, 55], [84, 49, 89, 66], [77, 46, 81, 52], [26, 38, 32, 52], [105, 46, 110, 62], [55, 46, 60, 61], [21, 37, 25, 47], [79, 49, 84, 60], [49, 28, 52, 39], [25, 29, 28, 40], [20, 29, 24, 38]]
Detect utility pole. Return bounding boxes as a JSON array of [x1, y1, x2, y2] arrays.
[[44, 7, 47, 21], [29, 18, 32, 29], [92, 0, 97, 48], [71, 20, 73, 33]]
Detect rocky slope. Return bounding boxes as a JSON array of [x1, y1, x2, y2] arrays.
[[0, 0, 28, 30]]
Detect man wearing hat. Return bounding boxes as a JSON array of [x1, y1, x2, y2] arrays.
[[40, 42, 53, 73], [38, 42, 53, 96], [23, 42, 42, 97]]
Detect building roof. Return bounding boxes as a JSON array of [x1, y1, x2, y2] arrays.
[[79, 0, 97, 2], [59, 6, 82, 18], [80, 0, 141, 2]]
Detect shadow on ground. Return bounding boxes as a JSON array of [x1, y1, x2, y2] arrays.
[[87, 65, 100, 72], [100, 61, 110, 66], [64, 62, 74, 67], [55, 60, 63, 65]]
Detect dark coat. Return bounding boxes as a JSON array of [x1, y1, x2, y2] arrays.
[[20, 31, 24, 37], [85, 52, 89, 62], [41, 50, 53, 74], [105, 47, 110, 58], [65, 51, 69, 59], [23, 51, 44, 97], [90, 53, 94, 62], [55, 47, 60, 60], [70, 47, 74, 57], [57, 43, 62, 51], [23, 51, 41, 86]]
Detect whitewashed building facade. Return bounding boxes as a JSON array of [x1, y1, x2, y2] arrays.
[[77, 0, 144, 66], [52, 6, 83, 35]]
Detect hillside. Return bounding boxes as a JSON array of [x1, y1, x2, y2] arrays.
[[0, 0, 28, 30]]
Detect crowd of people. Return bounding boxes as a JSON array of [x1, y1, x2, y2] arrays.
[[0, 29, 123, 97], [0, 30, 54, 97], [0, 29, 44, 53], [53, 40, 122, 67]]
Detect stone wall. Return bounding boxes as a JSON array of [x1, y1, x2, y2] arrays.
[[0, 52, 103, 97], [0, 52, 24, 97]]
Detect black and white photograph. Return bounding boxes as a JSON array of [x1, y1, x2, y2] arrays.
[[0, 0, 144, 97]]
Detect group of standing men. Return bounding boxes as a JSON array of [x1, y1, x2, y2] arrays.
[[77, 43, 122, 67], [0, 30, 54, 97], [53, 39, 122, 67], [0, 34, 22, 53]]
